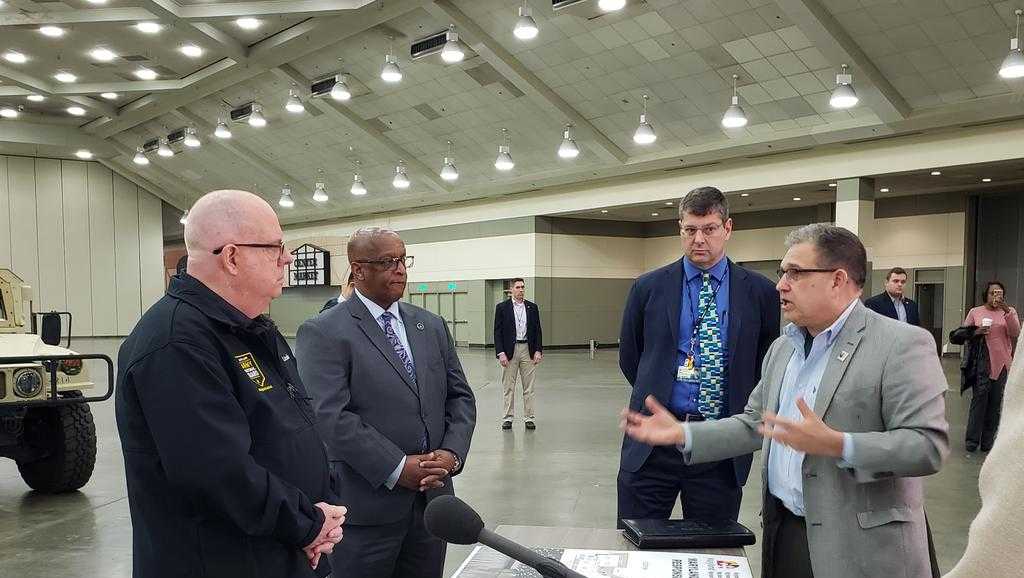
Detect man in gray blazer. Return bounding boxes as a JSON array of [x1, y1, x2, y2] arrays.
[[296, 227, 477, 578], [623, 223, 948, 578]]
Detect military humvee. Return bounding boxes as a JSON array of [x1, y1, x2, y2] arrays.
[[0, 269, 113, 493]]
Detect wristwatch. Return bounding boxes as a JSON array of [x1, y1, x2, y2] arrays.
[[447, 451, 461, 474]]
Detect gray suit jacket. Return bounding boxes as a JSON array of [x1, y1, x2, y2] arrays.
[[295, 296, 476, 525], [686, 301, 949, 578]]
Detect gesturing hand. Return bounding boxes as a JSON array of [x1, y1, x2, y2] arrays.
[[303, 502, 347, 570], [759, 398, 845, 458], [620, 395, 684, 446], [397, 452, 449, 492]]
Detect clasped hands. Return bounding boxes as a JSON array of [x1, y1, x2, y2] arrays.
[[620, 395, 844, 458], [398, 449, 459, 492], [303, 502, 347, 570]]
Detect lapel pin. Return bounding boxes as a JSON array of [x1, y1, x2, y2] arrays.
[[416, 322, 425, 331], [837, 350, 849, 362]]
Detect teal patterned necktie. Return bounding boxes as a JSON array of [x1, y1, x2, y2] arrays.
[[697, 272, 724, 418]]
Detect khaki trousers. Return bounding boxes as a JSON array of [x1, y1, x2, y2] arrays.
[[502, 342, 536, 420]]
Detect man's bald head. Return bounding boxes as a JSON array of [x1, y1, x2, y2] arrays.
[[347, 227, 401, 263], [184, 189, 278, 255]]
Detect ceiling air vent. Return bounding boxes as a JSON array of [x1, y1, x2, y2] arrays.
[[229, 102, 254, 123], [553, 0, 589, 9], [410, 30, 448, 60]]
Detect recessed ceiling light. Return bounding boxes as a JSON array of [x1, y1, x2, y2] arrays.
[[135, 22, 162, 34], [75, 149, 93, 159], [134, 67, 157, 80], [600, 209, 609, 214], [26, 94, 45, 102], [100, 92, 118, 100], [0, 108, 18, 119], [740, 193, 749, 197], [3, 51, 28, 64], [180, 44, 203, 58], [89, 47, 117, 62], [598, 0, 626, 11], [236, 17, 261, 30], [930, 171, 941, 176], [67, 106, 86, 116], [879, 187, 890, 193], [54, 71, 77, 83], [85, 0, 107, 4], [651, 212, 659, 217], [664, 201, 673, 206], [982, 178, 992, 182], [792, 197, 802, 201], [828, 182, 837, 187], [39, 26, 65, 38]]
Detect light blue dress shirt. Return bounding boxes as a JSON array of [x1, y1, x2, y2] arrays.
[[892, 295, 907, 323], [353, 289, 414, 490]]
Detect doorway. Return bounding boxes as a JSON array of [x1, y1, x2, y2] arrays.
[[916, 274, 945, 356]]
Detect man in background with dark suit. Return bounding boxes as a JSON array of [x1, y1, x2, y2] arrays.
[[617, 186, 780, 527], [864, 266, 920, 325], [296, 227, 477, 578], [494, 278, 543, 430]]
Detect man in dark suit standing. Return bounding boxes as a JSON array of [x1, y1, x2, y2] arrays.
[[617, 186, 780, 527], [494, 278, 543, 430], [295, 227, 477, 578], [864, 267, 920, 325]]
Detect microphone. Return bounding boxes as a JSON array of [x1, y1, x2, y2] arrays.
[[424, 495, 587, 578]]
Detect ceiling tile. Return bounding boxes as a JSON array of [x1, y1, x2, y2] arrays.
[[634, 11, 676, 37], [761, 77, 800, 100], [729, 10, 772, 37], [786, 71, 828, 95], [748, 30, 790, 57], [776, 25, 813, 51], [704, 18, 747, 43], [677, 25, 719, 50], [722, 38, 763, 63], [633, 38, 673, 61], [767, 52, 808, 76], [592, 26, 631, 50], [741, 58, 782, 82]]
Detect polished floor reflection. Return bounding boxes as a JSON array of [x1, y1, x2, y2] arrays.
[[0, 338, 982, 577]]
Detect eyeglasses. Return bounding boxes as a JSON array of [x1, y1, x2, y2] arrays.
[[681, 224, 723, 238], [353, 255, 414, 271], [212, 241, 286, 259], [776, 267, 838, 282]]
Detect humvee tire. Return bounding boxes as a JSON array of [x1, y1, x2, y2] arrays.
[[15, 392, 97, 493]]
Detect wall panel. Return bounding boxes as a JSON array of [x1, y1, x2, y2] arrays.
[[0, 157, 10, 269], [35, 158, 67, 312], [138, 190, 164, 310], [62, 161, 94, 335], [87, 163, 117, 335], [113, 174, 142, 334], [8, 157, 39, 294]]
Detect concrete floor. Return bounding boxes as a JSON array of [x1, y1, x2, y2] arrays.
[[0, 338, 983, 577]]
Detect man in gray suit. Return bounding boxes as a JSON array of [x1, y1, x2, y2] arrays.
[[296, 227, 477, 578], [622, 223, 948, 578]]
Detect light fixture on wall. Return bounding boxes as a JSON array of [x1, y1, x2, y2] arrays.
[[133, 147, 149, 165], [558, 124, 580, 158], [721, 74, 748, 128], [440, 140, 459, 181], [312, 168, 329, 202], [157, 138, 173, 157], [633, 94, 656, 144], [494, 128, 515, 171], [829, 64, 858, 109], [285, 85, 305, 113], [441, 24, 466, 63], [183, 127, 201, 148], [1000, 9, 1024, 78], [514, 2, 539, 40], [279, 185, 294, 208], [214, 119, 232, 139], [393, 162, 410, 189], [381, 37, 402, 83]]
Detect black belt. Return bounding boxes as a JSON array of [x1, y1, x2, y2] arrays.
[[672, 411, 704, 422], [516, 339, 528, 343]]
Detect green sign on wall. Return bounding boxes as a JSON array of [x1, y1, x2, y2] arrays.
[[417, 283, 429, 292], [447, 282, 458, 291]]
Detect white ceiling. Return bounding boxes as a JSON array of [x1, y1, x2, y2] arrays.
[[2, 0, 1024, 225]]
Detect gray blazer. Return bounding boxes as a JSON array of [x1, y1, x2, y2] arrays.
[[685, 301, 949, 578], [295, 296, 476, 525]]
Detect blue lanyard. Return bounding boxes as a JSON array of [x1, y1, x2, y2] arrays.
[[687, 274, 723, 360]]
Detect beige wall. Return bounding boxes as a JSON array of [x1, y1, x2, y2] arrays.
[[0, 155, 164, 337]]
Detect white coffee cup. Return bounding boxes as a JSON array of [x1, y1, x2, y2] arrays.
[[981, 317, 993, 328]]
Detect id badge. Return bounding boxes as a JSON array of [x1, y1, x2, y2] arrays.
[[676, 357, 698, 381]]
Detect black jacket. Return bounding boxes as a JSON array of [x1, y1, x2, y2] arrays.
[[116, 274, 334, 578], [864, 292, 920, 326], [950, 325, 991, 395], [494, 299, 543, 359]]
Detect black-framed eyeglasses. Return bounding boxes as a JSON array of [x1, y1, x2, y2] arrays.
[[680, 223, 723, 238], [776, 267, 838, 282], [353, 255, 414, 271], [212, 241, 286, 259]]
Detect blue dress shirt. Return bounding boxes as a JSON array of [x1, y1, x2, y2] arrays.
[[671, 257, 730, 417]]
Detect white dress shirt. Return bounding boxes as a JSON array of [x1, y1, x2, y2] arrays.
[[353, 288, 414, 490], [891, 294, 907, 323], [513, 299, 528, 341]]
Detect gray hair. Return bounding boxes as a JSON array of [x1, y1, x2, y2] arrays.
[[784, 223, 867, 287], [347, 227, 400, 261], [678, 186, 729, 222]]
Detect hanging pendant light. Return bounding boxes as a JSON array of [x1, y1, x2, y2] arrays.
[[829, 64, 858, 109], [721, 74, 748, 128], [312, 168, 329, 202], [183, 127, 201, 148], [214, 119, 232, 139], [1000, 9, 1024, 79], [558, 124, 580, 158], [350, 160, 367, 196], [439, 140, 459, 181], [633, 94, 657, 144], [278, 185, 294, 208], [381, 38, 402, 83], [157, 138, 174, 157], [393, 162, 411, 189], [513, 3, 539, 40], [494, 128, 515, 171], [285, 86, 305, 113], [441, 24, 466, 63], [248, 103, 267, 128], [598, 0, 626, 11], [332, 74, 352, 101], [133, 147, 149, 165]]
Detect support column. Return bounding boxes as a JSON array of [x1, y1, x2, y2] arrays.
[[835, 177, 875, 291]]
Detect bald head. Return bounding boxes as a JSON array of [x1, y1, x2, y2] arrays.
[[347, 227, 401, 263], [184, 189, 277, 255]]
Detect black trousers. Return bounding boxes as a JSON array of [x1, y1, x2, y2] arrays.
[[762, 496, 813, 578], [966, 368, 1007, 451], [330, 494, 445, 578], [616, 445, 741, 528]]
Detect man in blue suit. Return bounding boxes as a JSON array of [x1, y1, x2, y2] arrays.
[[617, 186, 780, 526], [863, 267, 920, 326]]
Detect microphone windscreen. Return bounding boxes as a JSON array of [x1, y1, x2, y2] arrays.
[[424, 495, 484, 545]]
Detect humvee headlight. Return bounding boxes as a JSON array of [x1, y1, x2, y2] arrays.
[[13, 368, 43, 398]]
